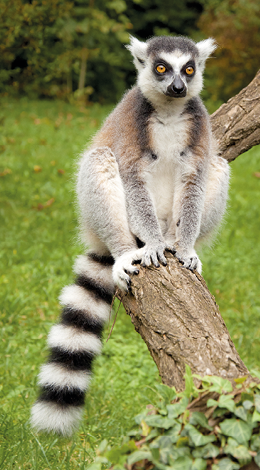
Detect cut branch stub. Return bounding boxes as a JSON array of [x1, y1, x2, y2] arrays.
[[211, 69, 260, 162], [119, 253, 249, 391]]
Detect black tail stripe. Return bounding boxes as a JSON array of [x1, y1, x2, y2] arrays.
[[49, 347, 94, 371], [39, 386, 85, 407], [88, 253, 114, 266], [61, 307, 103, 337], [75, 275, 113, 304]]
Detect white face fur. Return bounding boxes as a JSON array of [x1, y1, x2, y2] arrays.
[[126, 36, 217, 107]]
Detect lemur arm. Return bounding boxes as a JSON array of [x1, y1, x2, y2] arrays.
[[172, 158, 208, 252], [122, 171, 169, 267]]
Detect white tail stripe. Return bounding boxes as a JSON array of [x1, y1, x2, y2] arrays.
[[73, 255, 114, 291], [59, 284, 110, 323], [38, 363, 91, 390], [31, 401, 83, 436], [48, 324, 102, 355]]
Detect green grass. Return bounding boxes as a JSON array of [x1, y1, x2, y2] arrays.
[[0, 97, 260, 469]]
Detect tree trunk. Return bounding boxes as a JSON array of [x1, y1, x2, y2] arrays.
[[78, 48, 88, 91], [117, 70, 260, 389]]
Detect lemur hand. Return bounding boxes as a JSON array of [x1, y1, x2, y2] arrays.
[[173, 246, 202, 274], [140, 241, 172, 268], [112, 248, 144, 291]]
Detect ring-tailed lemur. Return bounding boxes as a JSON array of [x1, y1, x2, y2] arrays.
[[31, 35, 230, 436]]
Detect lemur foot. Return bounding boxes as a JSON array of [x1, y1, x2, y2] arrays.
[[112, 249, 144, 291], [174, 248, 202, 274]]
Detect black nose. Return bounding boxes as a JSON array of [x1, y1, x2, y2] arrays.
[[172, 83, 185, 94], [171, 76, 185, 94]]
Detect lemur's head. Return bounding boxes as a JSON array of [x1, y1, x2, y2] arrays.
[[126, 36, 216, 105]]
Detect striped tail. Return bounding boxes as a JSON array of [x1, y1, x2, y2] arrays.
[[31, 253, 115, 436]]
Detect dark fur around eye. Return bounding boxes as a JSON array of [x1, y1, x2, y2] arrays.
[[153, 59, 173, 78], [182, 60, 196, 78]]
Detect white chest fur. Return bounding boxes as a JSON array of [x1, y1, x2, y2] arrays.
[[144, 109, 189, 235]]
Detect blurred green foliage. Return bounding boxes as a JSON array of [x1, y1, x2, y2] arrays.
[[1, 0, 260, 103], [0, 0, 203, 102], [199, 0, 260, 103]]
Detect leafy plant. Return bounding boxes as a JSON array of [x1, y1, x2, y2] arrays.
[[90, 367, 260, 470]]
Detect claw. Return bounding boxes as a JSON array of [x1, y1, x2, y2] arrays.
[[166, 247, 176, 254]]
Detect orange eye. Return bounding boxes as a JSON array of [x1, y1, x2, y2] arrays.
[[186, 66, 194, 75], [156, 65, 166, 73]]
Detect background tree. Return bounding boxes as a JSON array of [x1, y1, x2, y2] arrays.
[[198, 0, 260, 105], [0, 0, 204, 101]]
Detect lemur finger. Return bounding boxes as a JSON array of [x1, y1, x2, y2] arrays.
[[125, 264, 139, 275], [189, 257, 198, 271], [141, 254, 152, 267], [157, 250, 167, 266], [150, 252, 160, 268]]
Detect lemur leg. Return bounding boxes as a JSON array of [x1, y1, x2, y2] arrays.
[[31, 253, 115, 436], [77, 146, 144, 291], [197, 156, 230, 244]]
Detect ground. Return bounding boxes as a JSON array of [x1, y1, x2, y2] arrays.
[[0, 98, 259, 469]]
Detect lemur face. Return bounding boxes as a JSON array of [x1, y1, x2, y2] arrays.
[[150, 51, 197, 99], [127, 36, 217, 105]]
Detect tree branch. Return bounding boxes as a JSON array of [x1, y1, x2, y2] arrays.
[[211, 70, 260, 162], [117, 70, 260, 389]]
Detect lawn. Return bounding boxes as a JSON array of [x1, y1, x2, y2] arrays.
[[0, 97, 259, 469]]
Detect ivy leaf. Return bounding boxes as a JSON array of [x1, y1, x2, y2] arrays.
[[155, 383, 177, 403], [234, 406, 248, 421], [234, 376, 248, 384], [218, 395, 236, 412], [207, 398, 218, 408], [167, 397, 189, 419], [207, 396, 235, 413], [192, 443, 220, 459], [220, 419, 252, 444], [189, 412, 213, 430], [202, 376, 233, 393], [252, 409, 260, 422], [176, 437, 189, 448], [141, 420, 150, 436], [191, 458, 207, 470], [212, 458, 240, 470], [144, 415, 177, 429], [251, 434, 260, 451], [135, 410, 148, 424], [243, 400, 254, 410], [185, 424, 216, 446], [165, 422, 182, 443], [150, 447, 160, 461], [254, 394, 260, 413], [225, 438, 251, 464], [169, 455, 193, 470], [127, 450, 152, 466], [255, 451, 260, 466]]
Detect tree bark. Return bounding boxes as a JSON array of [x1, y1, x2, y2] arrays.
[[211, 69, 260, 162], [117, 70, 260, 389], [78, 48, 88, 91]]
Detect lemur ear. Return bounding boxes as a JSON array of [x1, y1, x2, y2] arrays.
[[196, 38, 217, 71], [126, 36, 148, 69]]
